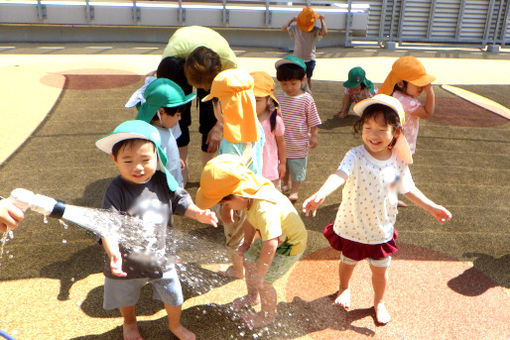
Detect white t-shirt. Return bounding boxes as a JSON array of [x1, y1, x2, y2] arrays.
[[333, 145, 415, 244]]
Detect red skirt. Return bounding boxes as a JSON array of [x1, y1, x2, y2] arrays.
[[323, 222, 398, 261]]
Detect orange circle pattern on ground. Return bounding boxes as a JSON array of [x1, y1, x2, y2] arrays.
[[285, 244, 510, 339], [40, 68, 142, 90]]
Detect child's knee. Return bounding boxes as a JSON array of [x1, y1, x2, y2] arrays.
[[340, 252, 358, 266], [369, 256, 391, 268]]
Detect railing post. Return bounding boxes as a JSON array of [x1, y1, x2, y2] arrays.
[[344, 0, 353, 47], [84, 0, 95, 21], [264, 0, 272, 26], [483, 0, 496, 50], [426, 0, 437, 39], [36, 0, 47, 20], [379, 0, 388, 46], [455, 0, 466, 40], [132, 0, 141, 22], [222, 0, 230, 25], [177, 0, 185, 24]]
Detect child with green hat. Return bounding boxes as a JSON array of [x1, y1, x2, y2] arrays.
[[135, 78, 196, 187], [336, 66, 377, 118], [96, 120, 217, 340]]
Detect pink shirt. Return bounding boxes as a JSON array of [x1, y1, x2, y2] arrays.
[[260, 114, 285, 181], [276, 92, 321, 159], [393, 90, 422, 154], [344, 86, 378, 103]]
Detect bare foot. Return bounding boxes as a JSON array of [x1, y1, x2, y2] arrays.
[[397, 200, 408, 208], [375, 302, 391, 325], [335, 111, 347, 118], [288, 193, 298, 203], [241, 311, 275, 330], [170, 324, 196, 340], [333, 288, 350, 309], [123, 322, 143, 340], [218, 265, 244, 279], [231, 295, 260, 311], [281, 185, 290, 195]]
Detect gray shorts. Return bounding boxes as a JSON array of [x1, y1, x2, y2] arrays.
[[103, 266, 183, 310], [286, 157, 308, 182]]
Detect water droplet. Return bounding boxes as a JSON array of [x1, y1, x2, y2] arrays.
[[62, 239, 67, 244], [202, 310, 207, 315], [8, 255, 13, 259], [70, 277, 75, 282], [43, 215, 48, 224], [239, 332, 245, 337]]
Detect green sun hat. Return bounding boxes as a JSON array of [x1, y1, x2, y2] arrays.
[[275, 55, 307, 72], [343, 66, 375, 94], [136, 78, 196, 123], [95, 120, 179, 191]]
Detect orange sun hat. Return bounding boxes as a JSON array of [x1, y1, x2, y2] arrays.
[[202, 69, 258, 143], [297, 7, 320, 32], [250, 71, 278, 105], [380, 56, 436, 95]]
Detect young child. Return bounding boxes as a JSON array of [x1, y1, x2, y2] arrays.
[[95, 120, 217, 340], [336, 66, 377, 118], [275, 55, 321, 203], [196, 154, 307, 329], [302, 94, 452, 325], [202, 68, 265, 279], [135, 78, 196, 187], [282, 7, 327, 90], [250, 71, 286, 189], [380, 56, 436, 154]]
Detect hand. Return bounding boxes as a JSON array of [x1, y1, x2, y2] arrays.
[[179, 158, 186, 171], [195, 209, 218, 227], [423, 83, 434, 95], [302, 193, 325, 217], [206, 122, 222, 153], [110, 251, 127, 277], [278, 163, 286, 179], [335, 109, 347, 118], [292, 16, 297, 22], [0, 198, 24, 232], [429, 204, 452, 224], [237, 243, 251, 256], [309, 135, 318, 149], [319, 15, 325, 20]]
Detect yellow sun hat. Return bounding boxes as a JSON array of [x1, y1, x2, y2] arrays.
[[195, 154, 275, 209]]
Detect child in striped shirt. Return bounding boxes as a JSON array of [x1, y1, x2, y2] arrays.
[[275, 56, 321, 203]]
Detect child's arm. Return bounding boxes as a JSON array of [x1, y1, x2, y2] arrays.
[[319, 15, 328, 36], [206, 101, 224, 153], [101, 237, 127, 277], [237, 219, 257, 256], [302, 170, 347, 217], [275, 135, 287, 179], [255, 238, 278, 289], [403, 187, 452, 224], [309, 126, 319, 149], [281, 16, 297, 32], [336, 93, 350, 118], [412, 84, 435, 118], [184, 203, 218, 227]]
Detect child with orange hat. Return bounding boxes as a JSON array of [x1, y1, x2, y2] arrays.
[[202, 68, 265, 279], [250, 71, 286, 190], [303, 94, 451, 325], [196, 154, 307, 329], [282, 7, 327, 90], [380, 56, 436, 154]]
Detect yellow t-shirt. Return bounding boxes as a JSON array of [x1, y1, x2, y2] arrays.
[[245, 187, 307, 256], [162, 26, 238, 70]]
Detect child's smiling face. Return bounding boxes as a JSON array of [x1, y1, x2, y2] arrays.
[[361, 112, 398, 160], [111, 139, 158, 184]]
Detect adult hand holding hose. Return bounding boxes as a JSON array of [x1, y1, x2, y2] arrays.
[[0, 197, 25, 232]]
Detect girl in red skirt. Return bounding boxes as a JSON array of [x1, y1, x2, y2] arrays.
[[302, 94, 452, 325]]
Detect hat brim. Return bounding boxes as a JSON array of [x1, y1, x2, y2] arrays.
[[343, 79, 361, 89], [201, 93, 215, 102], [137, 92, 196, 122], [96, 132, 148, 154], [353, 95, 404, 123], [195, 187, 220, 209], [408, 74, 436, 87], [275, 58, 307, 72]]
